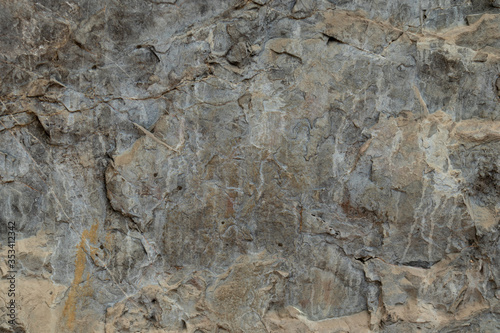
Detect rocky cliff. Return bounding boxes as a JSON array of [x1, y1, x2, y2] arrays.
[[1, 0, 500, 332]]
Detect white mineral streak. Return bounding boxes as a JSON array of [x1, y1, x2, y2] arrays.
[[1, 0, 500, 332]]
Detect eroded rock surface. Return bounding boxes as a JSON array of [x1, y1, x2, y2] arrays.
[[1, 0, 500, 332]]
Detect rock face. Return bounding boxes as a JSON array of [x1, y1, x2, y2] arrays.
[[1, 0, 500, 332]]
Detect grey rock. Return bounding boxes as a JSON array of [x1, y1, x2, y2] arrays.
[[1, 0, 500, 332]]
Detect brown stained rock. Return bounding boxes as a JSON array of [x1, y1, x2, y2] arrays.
[[452, 14, 500, 55], [321, 10, 403, 54], [2, 0, 500, 332], [226, 42, 249, 66]]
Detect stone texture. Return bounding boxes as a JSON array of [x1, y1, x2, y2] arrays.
[[0, 0, 500, 332]]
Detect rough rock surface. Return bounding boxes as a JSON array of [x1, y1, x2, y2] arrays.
[[1, 0, 500, 332]]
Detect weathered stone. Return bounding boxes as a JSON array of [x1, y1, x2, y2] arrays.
[[1, 0, 500, 332]]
